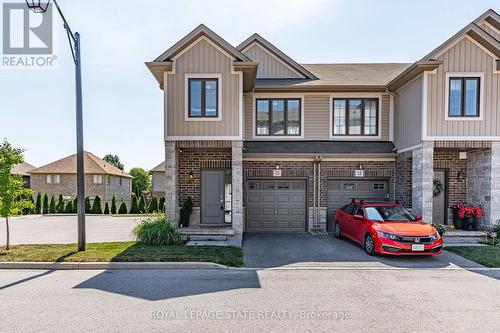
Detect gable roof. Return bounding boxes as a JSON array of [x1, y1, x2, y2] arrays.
[[150, 161, 165, 173], [237, 33, 317, 80], [154, 24, 250, 62], [11, 162, 36, 176], [30, 152, 132, 178]]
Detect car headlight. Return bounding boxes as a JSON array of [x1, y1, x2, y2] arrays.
[[376, 231, 400, 241], [430, 232, 440, 241]]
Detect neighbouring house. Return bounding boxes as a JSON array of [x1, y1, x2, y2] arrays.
[[11, 162, 36, 188], [30, 151, 133, 205], [150, 161, 165, 198], [146, 9, 500, 245]]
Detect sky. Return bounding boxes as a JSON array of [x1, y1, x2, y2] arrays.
[[0, 0, 498, 171]]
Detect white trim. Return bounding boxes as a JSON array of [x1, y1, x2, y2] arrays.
[[423, 136, 500, 141], [444, 72, 484, 122], [328, 93, 383, 140], [166, 136, 243, 141], [184, 73, 223, 122], [397, 144, 422, 153], [172, 36, 236, 62], [251, 93, 305, 140], [241, 42, 304, 78]]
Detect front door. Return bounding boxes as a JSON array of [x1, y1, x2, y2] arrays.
[[201, 170, 225, 224], [432, 170, 447, 225]]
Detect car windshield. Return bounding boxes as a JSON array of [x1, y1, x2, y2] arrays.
[[364, 206, 416, 222]]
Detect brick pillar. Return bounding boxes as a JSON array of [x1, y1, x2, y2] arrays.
[[165, 141, 178, 223], [232, 141, 243, 240], [412, 142, 434, 222]]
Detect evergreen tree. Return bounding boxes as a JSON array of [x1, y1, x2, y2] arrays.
[[159, 196, 165, 212], [118, 202, 127, 214], [92, 196, 103, 214], [138, 195, 146, 213], [110, 195, 117, 214], [49, 195, 56, 214], [42, 193, 49, 214], [104, 202, 110, 214], [148, 196, 158, 213], [35, 192, 42, 214], [130, 194, 138, 214], [64, 200, 73, 213], [85, 197, 92, 214], [56, 194, 65, 213], [73, 198, 78, 213]]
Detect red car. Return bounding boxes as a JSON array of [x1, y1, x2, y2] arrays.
[[333, 201, 443, 256]]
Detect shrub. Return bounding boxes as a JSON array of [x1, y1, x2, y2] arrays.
[[118, 202, 128, 214], [56, 194, 65, 213], [130, 194, 138, 214], [49, 195, 56, 214], [73, 198, 78, 213], [148, 197, 158, 213], [42, 193, 49, 214], [104, 202, 110, 214], [35, 192, 42, 214], [159, 196, 165, 212], [85, 197, 92, 214], [64, 200, 73, 213], [92, 196, 103, 214], [110, 195, 117, 214], [133, 214, 182, 246], [138, 195, 146, 213]]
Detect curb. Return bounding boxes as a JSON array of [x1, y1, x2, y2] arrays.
[[0, 261, 228, 270]]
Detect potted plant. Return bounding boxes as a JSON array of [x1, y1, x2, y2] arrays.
[[450, 203, 466, 229], [179, 196, 193, 228]]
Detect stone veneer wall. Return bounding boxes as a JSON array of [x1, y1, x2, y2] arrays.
[[395, 151, 412, 208]]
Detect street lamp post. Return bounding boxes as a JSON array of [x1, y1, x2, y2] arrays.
[[26, 0, 86, 251]]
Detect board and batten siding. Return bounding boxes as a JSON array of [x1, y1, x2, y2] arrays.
[[244, 93, 391, 141], [166, 39, 240, 137], [394, 75, 423, 150], [242, 43, 303, 79], [426, 37, 500, 137]]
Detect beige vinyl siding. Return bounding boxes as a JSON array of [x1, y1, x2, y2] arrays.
[[426, 37, 500, 137], [242, 43, 303, 79], [480, 22, 500, 41], [394, 75, 423, 150], [166, 39, 240, 137], [244, 93, 391, 141]]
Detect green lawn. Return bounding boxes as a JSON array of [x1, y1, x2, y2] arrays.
[[0, 242, 244, 267], [446, 246, 500, 268]]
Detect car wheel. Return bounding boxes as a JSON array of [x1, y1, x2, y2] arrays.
[[364, 234, 376, 256], [334, 222, 342, 239]]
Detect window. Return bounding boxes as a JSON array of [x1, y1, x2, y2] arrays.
[[255, 98, 301, 136], [188, 78, 218, 118], [448, 77, 480, 117], [93, 175, 103, 184], [46, 174, 60, 184], [332, 98, 378, 136]]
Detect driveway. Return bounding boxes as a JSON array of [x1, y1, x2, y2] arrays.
[[243, 233, 485, 269], [1, 215, 142, 245]]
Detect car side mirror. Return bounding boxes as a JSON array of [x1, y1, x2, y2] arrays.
[[353, 214, 363, 220], [415, 215, 422, 220]]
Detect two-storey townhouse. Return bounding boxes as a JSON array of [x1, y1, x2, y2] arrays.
[[146, 9, 500, 245]]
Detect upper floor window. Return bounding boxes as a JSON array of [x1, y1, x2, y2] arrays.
[[188, 78, 218, 118], [448, 77, 480, 117], [332, 98, 378, 136], [46, 174, 60, 184], [93, 175, 103, 184], [256, 98, 301, 136]]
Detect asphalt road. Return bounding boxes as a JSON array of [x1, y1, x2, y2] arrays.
[[1, 267, 499, 332], [1, 215, 142, 245]]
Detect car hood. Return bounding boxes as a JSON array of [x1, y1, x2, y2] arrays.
[[373, 221, 436, 236]]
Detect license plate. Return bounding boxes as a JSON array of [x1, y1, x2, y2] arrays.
[[412, 244, 425, 251]]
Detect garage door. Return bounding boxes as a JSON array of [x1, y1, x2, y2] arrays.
[[246, 179, 306, 232], [327, 179, 389, 221]]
